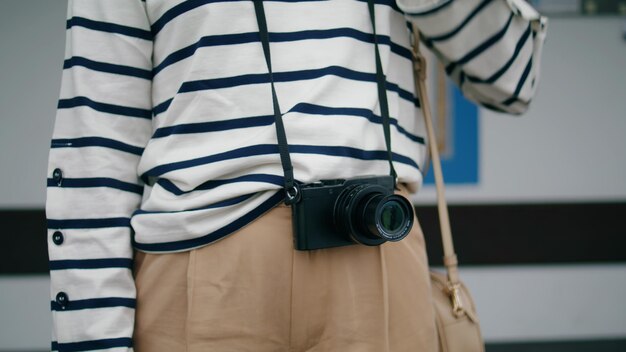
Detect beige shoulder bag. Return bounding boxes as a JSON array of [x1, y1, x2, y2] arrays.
[[410, 24, 485, 352]]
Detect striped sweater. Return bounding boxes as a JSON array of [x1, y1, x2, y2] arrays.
[[46, 0, 547, 350]]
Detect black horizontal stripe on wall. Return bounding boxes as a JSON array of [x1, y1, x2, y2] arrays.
[[29, 338, 622, 352], [2, 202, 626, 274], [485, 338, 626, 352], [416, 202, 626, 266]]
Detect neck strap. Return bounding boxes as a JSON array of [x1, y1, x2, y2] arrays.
[[366, 0, 397, 185], [253, 0, 298, 204], [252, 0, 397, 204]]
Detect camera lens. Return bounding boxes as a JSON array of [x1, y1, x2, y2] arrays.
[[363, 194, 413, 241], [380, 200, 405, 233], [334, 184, 414, 246]]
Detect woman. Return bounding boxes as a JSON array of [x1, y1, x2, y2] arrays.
[[46, 0, 546, 350]]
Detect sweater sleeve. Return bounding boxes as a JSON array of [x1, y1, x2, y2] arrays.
[[46, 1, 153, 351], [397, 0, 548, 114]]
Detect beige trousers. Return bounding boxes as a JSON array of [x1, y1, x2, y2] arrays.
[[133, 189, 438, 352]]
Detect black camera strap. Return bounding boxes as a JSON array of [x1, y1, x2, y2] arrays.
[[252, 0, 398, 204], [365, 0, 398, 186], [253, 0, 298, 204]]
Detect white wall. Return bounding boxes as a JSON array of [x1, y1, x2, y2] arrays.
[[0, 0, 66, 209], [0, 1, 625, 350], [0, 277, 52, 351]]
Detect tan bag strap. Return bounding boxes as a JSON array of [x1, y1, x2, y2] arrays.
[[410, 25, 461, 289]]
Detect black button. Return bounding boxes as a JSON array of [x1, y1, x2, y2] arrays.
[[52, 231, 64, 245], [52, 168, 63, 186], [56, 292, 69, 310]]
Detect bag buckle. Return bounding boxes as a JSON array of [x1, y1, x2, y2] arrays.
[[447, 283, 466, 318]]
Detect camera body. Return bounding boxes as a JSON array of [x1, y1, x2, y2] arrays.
[[292, 175, 414, 250]]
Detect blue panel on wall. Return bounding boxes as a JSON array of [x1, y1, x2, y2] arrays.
[[424, 85, 479, 185]]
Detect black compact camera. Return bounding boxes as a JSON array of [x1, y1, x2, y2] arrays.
[[292, 175, 415, 250]]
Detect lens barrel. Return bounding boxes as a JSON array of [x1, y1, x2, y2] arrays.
[[334, 183, 414, 245], [363, 194, 413, 241]]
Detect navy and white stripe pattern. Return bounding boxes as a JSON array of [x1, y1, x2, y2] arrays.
[[398, 0, 547, 112], [46, 0, 546, 350]]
